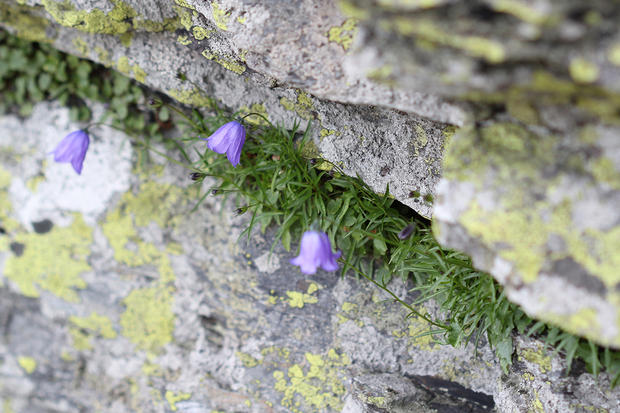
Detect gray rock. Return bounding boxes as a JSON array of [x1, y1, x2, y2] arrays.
[[2, 0, 620, 363], [1, 101, 619, 412], [0, 0, 458, 218], [433, 115, 620, 348]]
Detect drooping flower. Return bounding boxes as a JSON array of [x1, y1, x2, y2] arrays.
[[50, 130, 90, 174], [290, 231, 341, 274], [204, 121, 246, 167]]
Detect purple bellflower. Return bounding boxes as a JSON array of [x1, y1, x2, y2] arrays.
[[204, 121, 246, 167], [290, 231, 341, 274], [50, 130, 90, 174]]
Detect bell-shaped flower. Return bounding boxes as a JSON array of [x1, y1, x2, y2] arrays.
[[204, 121, 246, 167], [290, 231, 341, 274], [50, 130, 90, 174]]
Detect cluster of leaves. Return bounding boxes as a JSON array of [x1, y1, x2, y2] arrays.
[[180, 109, 620, 384], [0, 29, 170, 143], [1, 28, 619, 385]]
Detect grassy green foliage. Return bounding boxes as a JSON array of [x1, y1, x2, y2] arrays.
[[1, 28, 620, 385], [180, 109, 620, 383], [0, 30, 168, 141]]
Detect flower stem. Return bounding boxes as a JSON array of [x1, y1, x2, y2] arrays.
[[340, 257, 448, 330]]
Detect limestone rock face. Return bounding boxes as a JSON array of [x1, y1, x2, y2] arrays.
[[1, 101, 619, 413]]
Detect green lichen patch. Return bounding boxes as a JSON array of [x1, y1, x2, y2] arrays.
[[40, 0, 182, 37], [392, 18, 505, 63], [211, 1, 230, 31], [279, 91, 314, 120], [120, 284, 175, 353], [490, 0, 552, 26], [327, 18, 358, 51], [463, 70, 620, 125], [201, 50, 246, 75], [0, 2, 51, 43], [285, 283, 320, 308], [238, 103, 269, 125], [570, 58, 600, 84], [392, 308, 437, 352], [519, 346, 552, 374], [4, 214, 92, 302], [101, 180, 184, 354], [0, 166, 19, 235], [69, 312, 117, 350], [165, 390, 191, 411], [101, 181, 187, 267], [273, 349, 350, 412], [17, 356, 37, 373], [167, 87, 214, 108], [446, 122, 620, 290]]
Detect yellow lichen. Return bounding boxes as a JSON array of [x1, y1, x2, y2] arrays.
[[286, 290, 318, 308], [201, 50, 246, 74], [569, 58, 599, 83], [327, 18, 358, 51], [116, 56, 131, 75], [491, 0, 550, 25], [238, 103, 269, 125], [377, 0, 441, 10], [0, 167, 19, 236], [3, 399, 15, 413], [174, 0, 195, 10], [393, 18, 505, 63], [4, 214, 92, 302], [608, 44, 620, 66], [211, 2, 230, 31], [236, 351, 261, 367], [192, 26, 212, 40], [519, 346, 552, 374], [41, 0, 182, 38], [279, 91, 314, 120], [1, 2, 51, 42], [72, 37, 89, 56], [17, 356, 37, 373], [132, 64, 147, 83], [591, 157, 620, 190], [167, 88, 214, 108], [69, 312, 117, 350], [338, 1, 370, 20], [120, 284, 175, 353], [165, 391, 191, 411], [177, 34, 192, 45], [530, 390, 545, 413], [273, 350, 350, 412], [101, 181, 185, 354]]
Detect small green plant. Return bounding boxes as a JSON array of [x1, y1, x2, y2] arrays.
[[2, 28, 620, 386], [170, 105, 620, 381], [0, 30, 169, 147]]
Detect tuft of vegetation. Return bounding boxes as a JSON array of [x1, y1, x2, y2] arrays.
[[2, 28, 620, 385], [0, 30, 171, 146]]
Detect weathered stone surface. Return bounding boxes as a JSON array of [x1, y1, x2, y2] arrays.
[[0, 0, 456, 218], [1, 101, 620, 413], [1, 0, 620, 358], [345, 0, 620, 98], [433, 113, 620, 348]]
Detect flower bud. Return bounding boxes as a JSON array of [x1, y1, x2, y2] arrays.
[[189, 172, 206, 181], [398, 224, 416, 240]]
